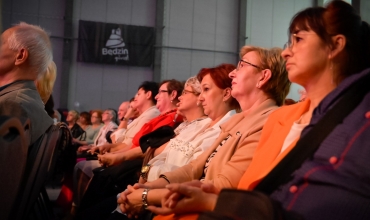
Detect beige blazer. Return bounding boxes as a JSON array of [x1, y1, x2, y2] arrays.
[[164, 99, 278, 189]]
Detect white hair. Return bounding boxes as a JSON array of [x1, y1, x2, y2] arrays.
[[7, 22, 53, 76], [185, 76, 201, 94]]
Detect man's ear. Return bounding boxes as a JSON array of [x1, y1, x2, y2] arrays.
[[222, 87, 232, 102], [329, 34, 346, 59], [145, 91, 152, 100], [257, 69, 272, 88], [15, 48, 28, 66]]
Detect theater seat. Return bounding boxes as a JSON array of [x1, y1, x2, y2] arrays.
[[12, 122, 71, 220], [0, 116, 28, 220]]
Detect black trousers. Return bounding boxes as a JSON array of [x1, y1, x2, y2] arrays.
[[77, 159, 143, 214]]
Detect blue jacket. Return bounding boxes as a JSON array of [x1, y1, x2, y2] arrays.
[[271, 68, 370, 220]]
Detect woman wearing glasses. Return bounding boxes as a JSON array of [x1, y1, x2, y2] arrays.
[[115, 47, 290, 219], [151, 1, 370, 220]]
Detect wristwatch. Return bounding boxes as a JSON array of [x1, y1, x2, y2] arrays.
[[140, 164, 151, 180], [142, 188, 150, 209], [120, 117, 129, 122]]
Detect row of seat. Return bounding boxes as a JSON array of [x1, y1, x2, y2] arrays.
[[0, 115, 72, 220]]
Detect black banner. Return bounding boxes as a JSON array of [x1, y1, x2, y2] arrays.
[[77, 20, 155, 67]]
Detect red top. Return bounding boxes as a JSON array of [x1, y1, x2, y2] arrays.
[[130, 109, 183, 148]]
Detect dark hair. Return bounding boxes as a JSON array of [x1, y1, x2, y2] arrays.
[[289, 0, 370, 83], [197, 64, 240, 110], [80, 111, 92, 125], [159, 79, 184, 104], [138, 81, 159, 104]]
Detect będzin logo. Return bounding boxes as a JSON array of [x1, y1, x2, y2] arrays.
[[102, 28, 129, 62]]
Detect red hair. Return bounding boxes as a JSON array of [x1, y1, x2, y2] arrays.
[[197, 64, 240, 110]]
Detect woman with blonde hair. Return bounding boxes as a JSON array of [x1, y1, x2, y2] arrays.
[[35, 61, 57, 104]]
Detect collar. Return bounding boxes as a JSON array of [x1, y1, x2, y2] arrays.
[[221, 99, 277, 132], [0, 80, 36, 95]]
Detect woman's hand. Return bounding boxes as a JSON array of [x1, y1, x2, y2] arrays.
[[88, 143, 113, 155], [125, 106, 139, 120], [147, 181, 219, 215], [77, 145, 90, 152], [97, 152, 124, 167], [117, 185, 145, 218]]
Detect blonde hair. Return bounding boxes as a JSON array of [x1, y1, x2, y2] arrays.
[[35, 61, 57, 103], [239, 46, 291, 106]]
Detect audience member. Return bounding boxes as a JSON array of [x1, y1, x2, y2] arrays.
[[66, 110, 85, 139], [110, 101, 131, 144], [0, 22, 53, 145], [35, 60, 57, 104], [73, 110, 103, 146], [78, 111, 92, 130]]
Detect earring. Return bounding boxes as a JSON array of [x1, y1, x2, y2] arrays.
[[256, 82, 260, 88], [170, 100, 173, 103]]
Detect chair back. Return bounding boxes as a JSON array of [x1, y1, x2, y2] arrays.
[[0, 116, 28, 220], [12, 122, 71, 219]]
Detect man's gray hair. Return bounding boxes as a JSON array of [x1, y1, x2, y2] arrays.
[[8, 22, 52, 76]]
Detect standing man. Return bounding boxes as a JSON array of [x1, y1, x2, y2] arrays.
[[0, 22, 53, 145]]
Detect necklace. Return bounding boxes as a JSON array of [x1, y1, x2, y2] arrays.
[[174, 116, 207, 135]]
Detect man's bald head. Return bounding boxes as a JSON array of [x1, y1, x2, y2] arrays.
[[118, 101, 130, 120]]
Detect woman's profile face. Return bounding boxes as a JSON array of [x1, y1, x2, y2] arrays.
[[155, 82, 172, 112], [229, 51, 262, 100], [198, 74, 225, 119], [177, 85, 199, 114], [91, 112, 100, 124], [281, 29, 330, 86], [79, 116, 87, 125]]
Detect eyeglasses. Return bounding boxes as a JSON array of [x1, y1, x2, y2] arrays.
[[181, 89, 198, 96], [236, 60, 261, 71], [283, 33, 316, 50], [158, 90, 169, 94]]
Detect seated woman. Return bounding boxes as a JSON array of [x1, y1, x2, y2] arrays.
[[151, 1, 370, 220], [73, 110, 103, 147], [66, 110, 85, 139], [35, 60, 57, 104], [77, 111, 91, 130], [141, 65, 239, 183], [115, 46, 290, 219]]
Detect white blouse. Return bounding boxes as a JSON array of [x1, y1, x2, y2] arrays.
[[147, 110, 236, 182]]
